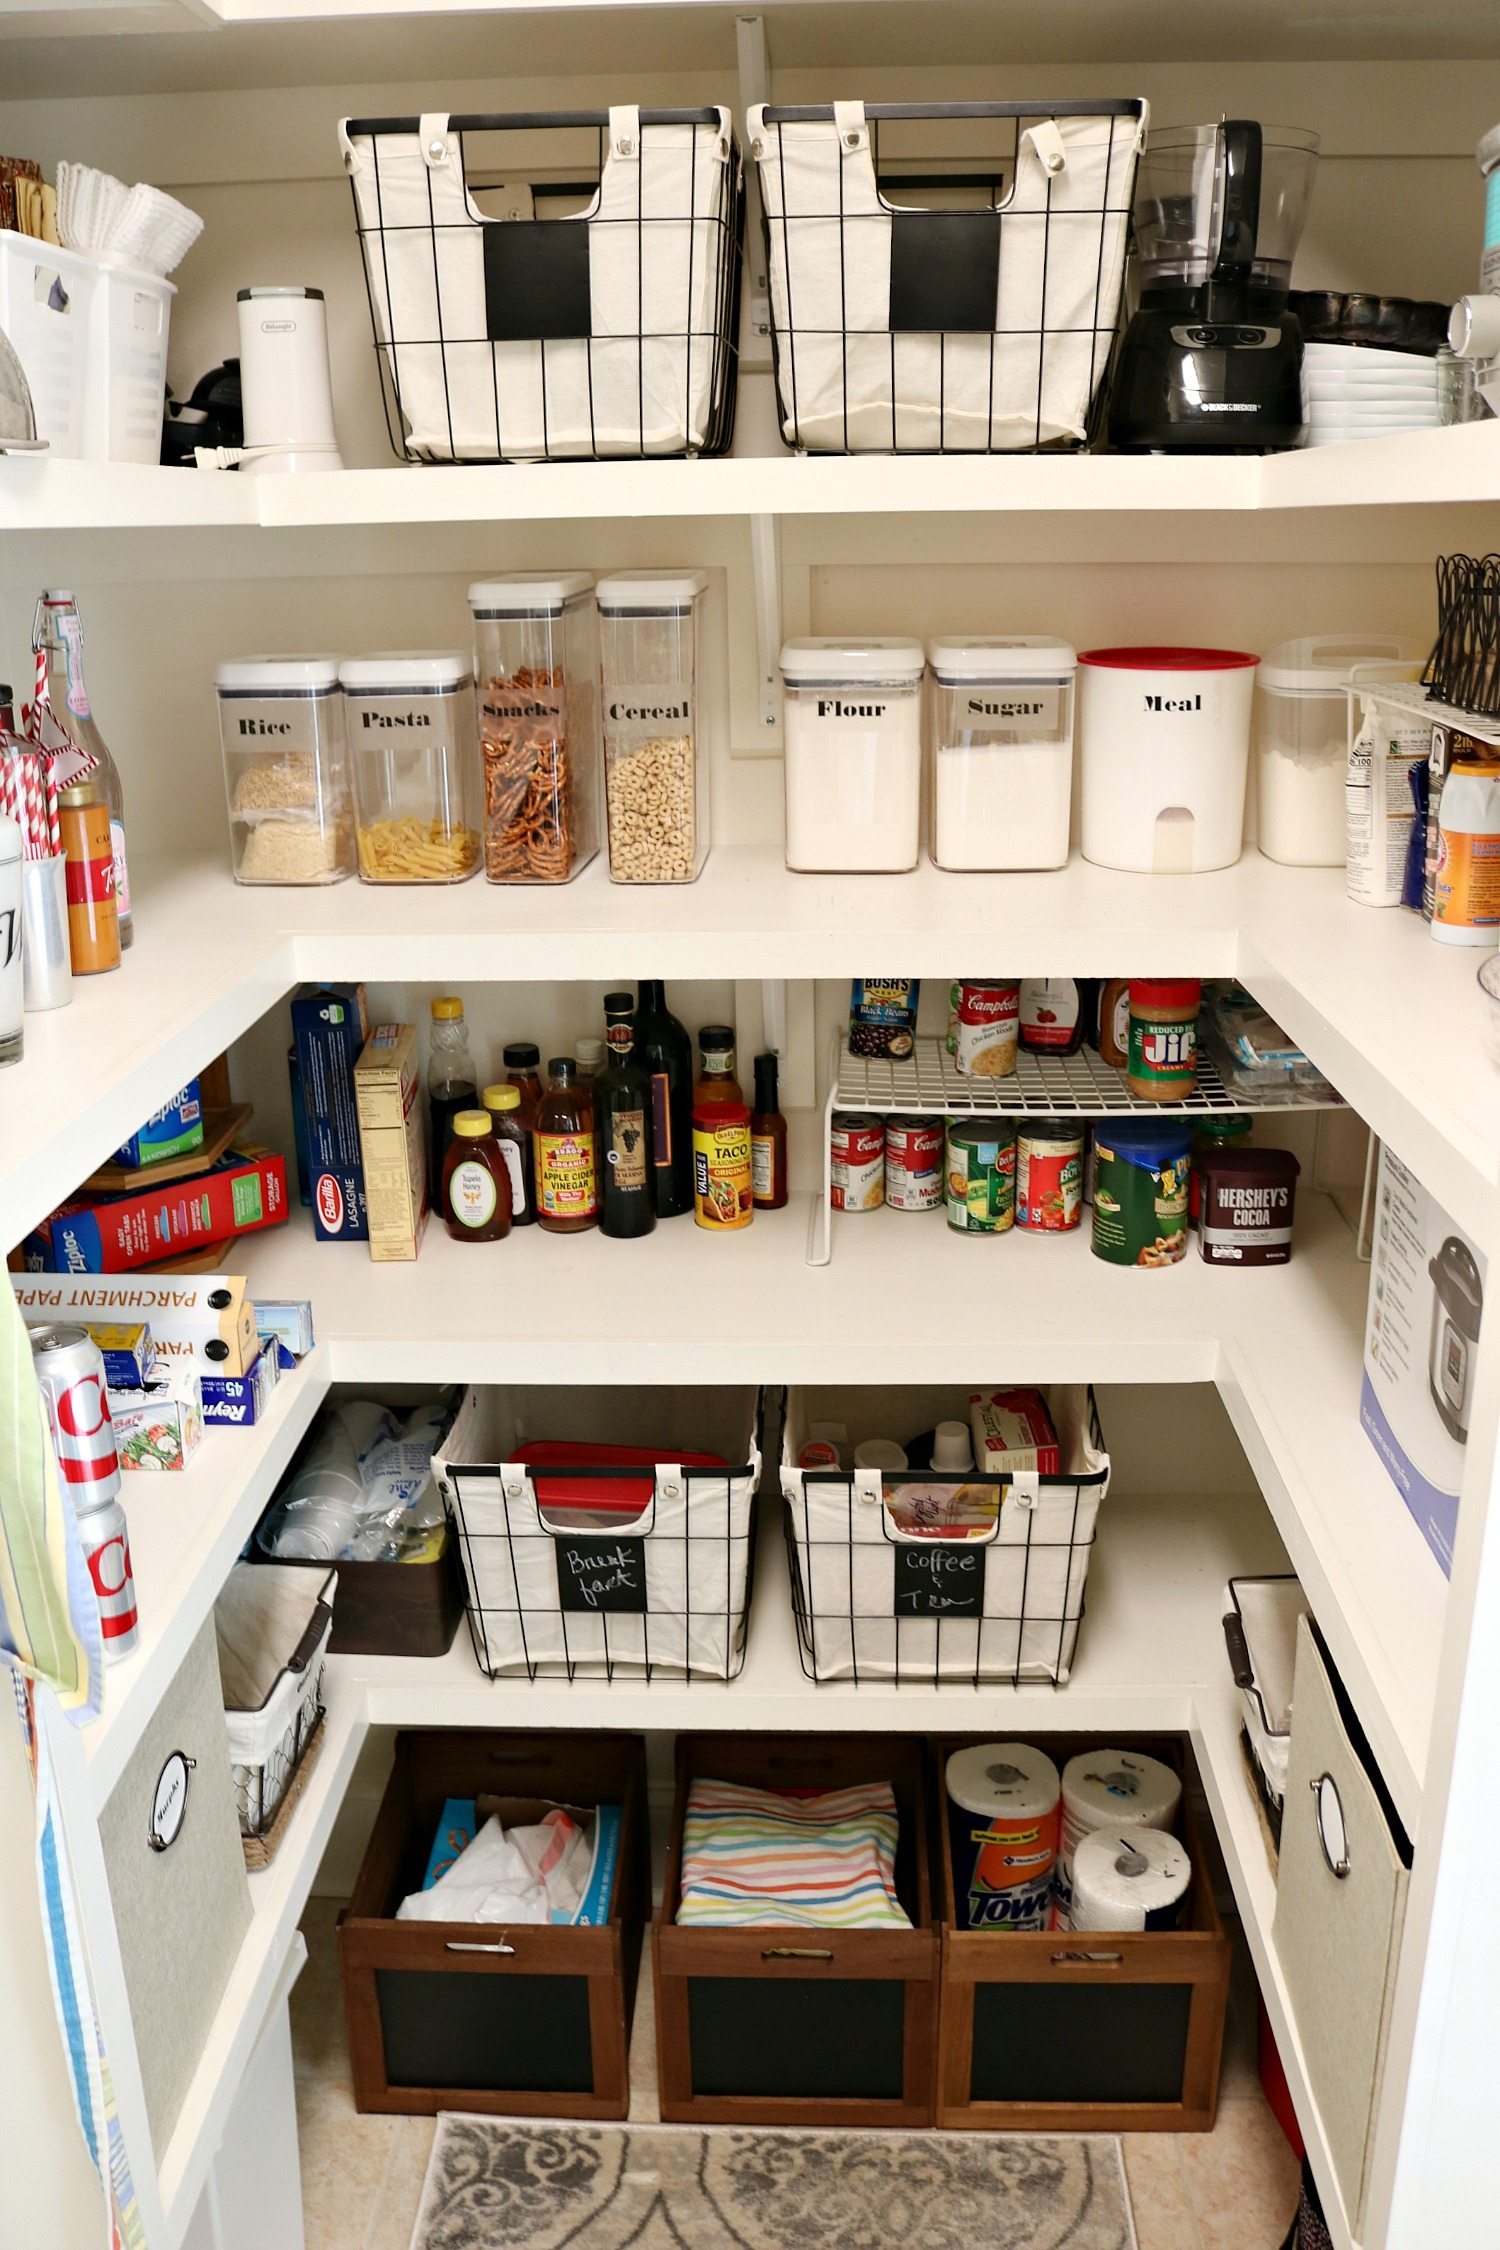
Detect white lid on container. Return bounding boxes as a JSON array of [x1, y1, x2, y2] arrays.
[[337, 653, 470, 691], [928, 635, 1076, 682], [468, 573, 593, 616], [1478, 121, 1500, 175], [215, 655, 341, 693], [595, 570, 708, 613], [1258, 635, 1424, 697], [945, 1742, 1061, 1820], [780, 636, 925, 684]]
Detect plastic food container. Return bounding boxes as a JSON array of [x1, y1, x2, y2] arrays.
[[928, 637, 1076, 870], [1091, 1120, 1191, 1268], [781, 637, 925, 872], [1256, 637, 1420, 867], [597, 570, 709, 884], [468, 574, 600, 885], [1078, 646, 1259, 874], [216, 656, 354, 885], [340, 653, 481, 883]]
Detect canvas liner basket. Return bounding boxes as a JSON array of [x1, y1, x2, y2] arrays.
[[748, 97, 1146, 453], [340, 105, 743, 463]]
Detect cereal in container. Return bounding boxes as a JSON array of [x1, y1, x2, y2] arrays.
[[339, 653, 480, 884], [468, 574, 600, 885], [597, 570, 709, 884], [216, 656, 355, 885]]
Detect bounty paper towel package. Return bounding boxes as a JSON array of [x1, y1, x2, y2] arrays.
[[1360, 1144, 1486, 1575]]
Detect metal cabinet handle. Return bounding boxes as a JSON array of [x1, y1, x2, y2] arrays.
[[761, 1947, 833, 1961], [444, 1939, 517, 1955], [1311, 1772, 1350, 1879], [1051, 1949, 1124, 1966]]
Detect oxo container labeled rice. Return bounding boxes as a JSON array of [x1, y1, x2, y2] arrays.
[[1091, 1120, 1191, 1267]]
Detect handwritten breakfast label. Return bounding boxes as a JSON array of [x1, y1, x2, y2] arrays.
[[555, 1535, 649, 1615], [893, 1542, 986, 1617]]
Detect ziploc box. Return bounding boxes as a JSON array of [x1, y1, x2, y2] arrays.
[[354, 1022, 428, 1262], [1360, 1142, 1487, 1577], [113, 1080, 204, 1170], [201, 1346, 280, 1428], [27, 1145, 288, 1274], [13, 1273, 260, 1375], [292, 985, 370, 1241]]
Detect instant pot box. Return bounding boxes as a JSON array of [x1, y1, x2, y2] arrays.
[[1360, 1144, 1486, 1576]]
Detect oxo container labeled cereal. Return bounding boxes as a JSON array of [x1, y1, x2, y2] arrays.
[[1017, 1120, 1084, 1232], [693, 1103, 753, 1230], [1091, 1121, 1191, 1267], [830, 1112, 885, 1211], [954, 981, 1020, 1078], [945, 1119, 1016, 1233], [884, 1115, 943, 1210]]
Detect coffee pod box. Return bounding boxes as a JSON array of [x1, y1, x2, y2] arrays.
[[1360, 1143, 1486, 1576]]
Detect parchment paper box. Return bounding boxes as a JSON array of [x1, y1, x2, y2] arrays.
[[355, 1022, 428, 1262], [13, 1271, 261, 1374]]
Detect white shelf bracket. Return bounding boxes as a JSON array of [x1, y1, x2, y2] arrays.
[[749, 511, 784, 746]]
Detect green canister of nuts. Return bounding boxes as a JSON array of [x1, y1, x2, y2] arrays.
[[1091, 1120, 1191, 1267], [945, 1118, 1017, 1232]]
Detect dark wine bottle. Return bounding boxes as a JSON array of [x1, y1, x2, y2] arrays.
[[599, 991, 656, 1238], [633, 978, 694, 1218]]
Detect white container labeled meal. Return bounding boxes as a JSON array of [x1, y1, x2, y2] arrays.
[[216, 656, 355, 885], [1256, 636, 1421, 867], [781, 637, 925, 872], [1079, 644, 1259, 874], [928, 637, 1076, 870], [469, 574, 601, 885], [598, 571, 709, 883], [339, 652, 481, 883]]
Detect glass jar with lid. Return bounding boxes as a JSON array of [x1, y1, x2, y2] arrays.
[[339, 653, 481, 883], [215, 655, 355, 885], [468, 574, 601, 885], [597, 570, 709, 884], [780, 637, 925, 872], [928, 637, 1077, 871]]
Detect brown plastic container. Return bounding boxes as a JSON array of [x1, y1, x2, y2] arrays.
[[1197, 1146, 1300, 1267]]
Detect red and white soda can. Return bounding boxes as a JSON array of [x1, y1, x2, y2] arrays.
[[30, 1324, 121, 1503], [76, 1496, 138, 1659]]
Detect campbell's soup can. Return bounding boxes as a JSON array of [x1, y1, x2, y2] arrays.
[[77, 1495, 138, 1660], [954, 981, 1020, 1078], [946, 1743, 1061, 1930], [831, 1111, 884, 1211], [1017, 1120, 1084, 1232], [30, 1324, 121, 1503], [884, 1114, 943, 1210]]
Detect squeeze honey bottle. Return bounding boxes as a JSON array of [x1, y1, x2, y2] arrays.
[[440, 1110, 511, 1243]]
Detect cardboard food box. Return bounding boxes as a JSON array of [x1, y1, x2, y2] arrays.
[[13, 1273, 261, 1375], [113, 1080, 204, 1170], [201, 1346, 280, 1428], [1360, 1142, 1487, 1576], [108, 1368, 204, 1472], [292, 984, 370, 1242], [354, 1023, 429, 1263], [75, 1320, 155, 1388], [25, 1146, 288, 1275]]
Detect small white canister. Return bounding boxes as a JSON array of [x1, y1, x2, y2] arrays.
[[928, 636, 1076, 871], [1078, 645, 1259, 874], [781, 637, 925, 872]]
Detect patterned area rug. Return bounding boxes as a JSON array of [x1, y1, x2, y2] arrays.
[[411, 2118, 1136, 2250]]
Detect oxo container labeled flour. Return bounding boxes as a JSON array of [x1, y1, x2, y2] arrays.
[[781, 638, 925, 872], [1079, 645, 1259, 873], [945, 1742, 1061, 1930]]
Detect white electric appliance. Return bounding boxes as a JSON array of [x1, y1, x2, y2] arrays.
[[231, 285, 343, 473]]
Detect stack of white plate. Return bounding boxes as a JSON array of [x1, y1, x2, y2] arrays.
[[1302, 342, 1442, 446]]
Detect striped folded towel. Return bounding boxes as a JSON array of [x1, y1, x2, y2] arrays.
[[676, 1777, 911, 1929]]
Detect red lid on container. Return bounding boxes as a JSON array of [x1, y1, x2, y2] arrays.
[[1078, 646, 1260, 670], [508, 1439, 728, 1516], [1131, 977, 1202, 1008]]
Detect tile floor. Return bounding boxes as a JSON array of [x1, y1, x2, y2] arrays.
[[291, 1896, 1300, 2250]]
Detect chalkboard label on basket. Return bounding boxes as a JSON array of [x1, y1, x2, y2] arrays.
[[555, 1535, 649, 1615], [893, 1542, 986, 1617]]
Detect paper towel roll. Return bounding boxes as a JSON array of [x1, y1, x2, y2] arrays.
[[1071, 1826, 1192, 1933], [1054, 1749, 1182, 1929], [945, 1742, 1061, 1930]]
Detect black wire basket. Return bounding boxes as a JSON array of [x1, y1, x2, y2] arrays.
[[1425, 553, 1500, 720], [340, 105, 744, 464]]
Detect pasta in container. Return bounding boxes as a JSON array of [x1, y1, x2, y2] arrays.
[[339, 653, 481, 884]]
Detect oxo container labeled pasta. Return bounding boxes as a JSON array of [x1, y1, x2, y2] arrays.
[[340, 653, 481, 884]]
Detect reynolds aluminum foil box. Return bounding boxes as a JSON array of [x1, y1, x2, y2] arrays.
[[113, 1080, 204, 1170], [201, 1347, 280, 1428], [291, 985, 370, 1241]]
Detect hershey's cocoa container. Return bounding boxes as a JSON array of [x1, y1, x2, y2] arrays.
[[953, 980, 1020, 1078], [77, 1495, 138, 1659], [830, 1112, 885, 1211], [30, 1324, 121, 1504], [884, 1114, 943, 1210], [1197, 1146, 1301, 1266]]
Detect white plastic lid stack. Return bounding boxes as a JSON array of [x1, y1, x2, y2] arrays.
[[467, 574, 593, 615], [595, 570, 708, 612], [928, 636, 1077, 682], [337, 653, 471, 690], [1258, 636, 1423, 697], [780, 636, 925, 683], [215, 655, 341, 692]]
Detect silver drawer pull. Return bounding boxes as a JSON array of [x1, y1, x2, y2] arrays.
[[444, 1940, 517, 1956], [1311, 1772, 1350, 1879]]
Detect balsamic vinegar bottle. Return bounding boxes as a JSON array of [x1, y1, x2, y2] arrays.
[[598, 991, 655, 1238], [633, 978, 694, 1218]]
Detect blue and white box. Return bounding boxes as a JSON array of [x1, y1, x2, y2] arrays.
[[290, 985, 369, 1241], [201, 1346, 280, 1428]]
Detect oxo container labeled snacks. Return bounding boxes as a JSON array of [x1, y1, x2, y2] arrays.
[[1017, 1120, 1084, 1232], [946, 1119, 1016, 1233], [1198, 1146, 1301, 1266], [598, 570, 709, 884], [216, 656, 355, 885], [340, 653, 481, 883], [468, 574, 600, 885], [831, 1112, 885, 1211], [1092, 1121, 1191, 1267]]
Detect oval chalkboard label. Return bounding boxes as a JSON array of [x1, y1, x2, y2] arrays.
[[147, 1751, 196, 1852]]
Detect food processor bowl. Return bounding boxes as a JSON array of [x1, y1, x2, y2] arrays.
[[1133, 123, 1320, 297]]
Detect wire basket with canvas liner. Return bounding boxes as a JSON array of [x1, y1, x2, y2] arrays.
[[747, 97, 1146, 453], [340, 105, 743, 464]]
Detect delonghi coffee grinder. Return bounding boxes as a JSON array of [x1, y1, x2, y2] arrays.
[[1109, 120, 1319, 452]]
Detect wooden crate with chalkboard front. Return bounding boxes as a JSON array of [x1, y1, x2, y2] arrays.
[[339, 1729, 648, 2118]]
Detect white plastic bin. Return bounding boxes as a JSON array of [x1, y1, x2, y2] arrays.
[[928, 636, 1076, 870], [0, 230, 173, 463], [1079, 644, 1259, 874], [1256, 636, 1422, 867], [781, 637, 925, 871], [216, 1563, 336, 1835]]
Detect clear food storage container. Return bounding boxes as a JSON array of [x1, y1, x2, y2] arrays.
[[469, 574, 600, 885], [598, 570, 709, 883], [781, 638, 924, 872], [339, 653, 481, 884], [928, 637, 1077, 870], [1255, 635, 1421, 867], [216, 656, 354, 885]]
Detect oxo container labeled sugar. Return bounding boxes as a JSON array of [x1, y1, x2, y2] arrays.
[[945, 1742, 1060, 1930], [1054, 1747, 1182, 1929], [1071, 1824, 1192, 1933]]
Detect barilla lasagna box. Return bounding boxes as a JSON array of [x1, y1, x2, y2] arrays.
[[107, 1368, 203, 1472], [292, 984, 370, 1242], [24, 1145, 288, 1275], [112, 1080, 204, 1170], [201, 1346, 280, 1428], [13, 1273, 260, 1375]]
